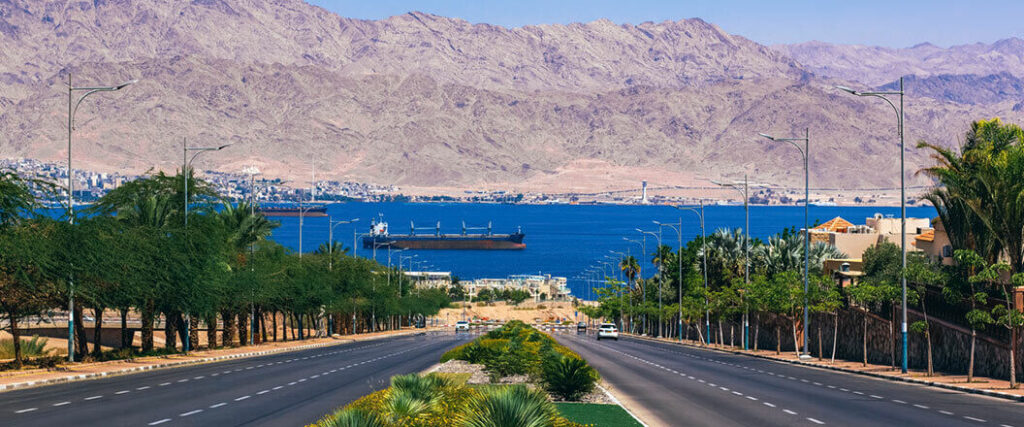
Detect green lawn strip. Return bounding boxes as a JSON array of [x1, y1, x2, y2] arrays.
[[555, 402, 643, 427]]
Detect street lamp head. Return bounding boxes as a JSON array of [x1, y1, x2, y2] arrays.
[[758, 133, 776, 141], [114, 79, 138, 90], [350, 218, 361, 222], [835, 85, 859, 96], [216, 143, 233, 151], [652, 220, 661, 225]]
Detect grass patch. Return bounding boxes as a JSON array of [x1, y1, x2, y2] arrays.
[[434, 372, 471, 385], [555, 403, 642, 427]]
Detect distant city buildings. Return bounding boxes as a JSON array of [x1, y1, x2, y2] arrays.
[[461, 274, 571, 302]]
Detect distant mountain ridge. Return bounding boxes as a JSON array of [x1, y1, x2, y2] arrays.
[[0, 0, 1021, 193]]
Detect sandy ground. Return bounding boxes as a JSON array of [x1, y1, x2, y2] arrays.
[[436, 300, 594, 325]]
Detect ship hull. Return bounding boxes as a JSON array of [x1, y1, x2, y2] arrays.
[[362, 234, 525, 250]]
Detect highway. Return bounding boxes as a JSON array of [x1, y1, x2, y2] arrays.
[[0, 332, 468, 426], [557, 332, 1024, 427]]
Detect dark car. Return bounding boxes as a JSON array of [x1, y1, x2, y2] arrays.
[[576, 322, 587, 332]]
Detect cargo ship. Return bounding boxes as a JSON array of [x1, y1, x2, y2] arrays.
[[362, 217, 525, 250], [258, 204, 328, 217]]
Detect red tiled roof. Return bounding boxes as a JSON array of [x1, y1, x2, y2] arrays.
[[814, 217, 854, 232]]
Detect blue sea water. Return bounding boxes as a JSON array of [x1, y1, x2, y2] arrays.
[[267, 202, 936, 300]]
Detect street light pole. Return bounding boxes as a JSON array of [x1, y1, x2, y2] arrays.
[[759, 128, 811, 358], [182, 141, 231, 353], [676, 202, 708, 346], [715, 177, 751, 349], [837, 78, 907, 373], [65, 74, 136, 362], [328, 217, 360, 270], [638, 229, 663, 337], [655, 220, 684, 341]]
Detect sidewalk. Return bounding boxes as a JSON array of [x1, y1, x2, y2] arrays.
[[627, 333, 1024, 402], [0, 328, 435, 393]]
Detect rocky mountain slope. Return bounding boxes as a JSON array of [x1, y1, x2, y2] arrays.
[[1, 0, 1020, 193]]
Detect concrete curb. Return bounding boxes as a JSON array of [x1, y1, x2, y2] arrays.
[[595, 383, 650, 427], [624, 333, 1024, 403], [0, 331, 419, 394]]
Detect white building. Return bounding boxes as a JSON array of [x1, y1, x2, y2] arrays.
[[463, 274, 571, 302]]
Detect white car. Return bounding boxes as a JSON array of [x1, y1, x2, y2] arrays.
[[596, 323, 619, 340], [455, 321, 470, 331]]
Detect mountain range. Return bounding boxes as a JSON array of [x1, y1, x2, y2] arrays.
[[1, 0, 1022, 194]]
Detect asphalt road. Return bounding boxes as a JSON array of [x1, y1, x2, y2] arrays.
[[0, 331, 469, 426], [557, 331, 1024, 427]]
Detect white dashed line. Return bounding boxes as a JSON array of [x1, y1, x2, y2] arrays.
[[763, 402, 776, 408], [15, 408, 38, 414], [115, 390, 130, 395], [53, 401, 71, 407], [913, 404, 929, 409], [257, 390, 270, 395], [870, 395, 883, 399], [194, 376, 205, 380], [807, 417, 825, 425], [272, 386, 283, 390], [148, 419, 171, 425], [235, 395, 251, 401], [137, 386, 151, 390], [177, 379, 188, 383], [939, 410, 954, 415], [210, 403, 227, 409], [964, 416, 986, 423], [84, 395, 102, 400], [180, 409, 202, 417], [159, 382, 171, 386], [783, 409, 797, 415]]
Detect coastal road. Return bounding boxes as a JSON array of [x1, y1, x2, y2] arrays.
[[556, 332, 1024, 427], [0, 331, 469, 426]]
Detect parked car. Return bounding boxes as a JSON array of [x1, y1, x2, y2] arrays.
[[596, 323, 619, 340], [576, 322, 587, 332], [455, 320, 470, 331]]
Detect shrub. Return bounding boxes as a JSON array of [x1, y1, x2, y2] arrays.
[[542, 356, 597, 401], [0, 336, 51, 359], [460, 385, 560, 427], [316, 408, 387, 427]]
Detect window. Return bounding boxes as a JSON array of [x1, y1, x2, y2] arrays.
[[942, 245, 953, 258]]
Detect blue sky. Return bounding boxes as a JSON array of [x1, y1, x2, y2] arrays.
[[307, 0, 1024, 48]]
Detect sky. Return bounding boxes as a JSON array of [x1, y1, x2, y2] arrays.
[[307, 0, 1024, 48]]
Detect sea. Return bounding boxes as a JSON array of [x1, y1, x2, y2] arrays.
[[268, 202, 936, 300]]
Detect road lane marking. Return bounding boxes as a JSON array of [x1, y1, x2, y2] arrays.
[[194, 376, 205, 380], [964, 416, 986, 422], [870, 395, 883, 399], [180, 409, 202, 416], [288, 381, 297, 385], [939, 410, 954, 415], [808, 417, 825, 424], [746, 396, 758, 401], [115, 390, 130, 394], [15, 408, 38, 414], [913, 404, 929, 409], [210, 403, 227, 408], [159, 382, 171, 386], [257, 390, 270, 395], [783, 409, 797, 415], [148, 419, 171, 425], [235, 395, 251, 401], [53, 401, 71, 406], [137, 386, 151, 390], [272, 386, 283, 390], [177, 379, 188, 383], [85, 395, 102, 400], [763, 402, 776, 408]]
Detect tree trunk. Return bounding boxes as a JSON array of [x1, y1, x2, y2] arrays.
[[120, 308, 130, 349], [718, 320, 724, 346], [695, 322, 705, 346], [1010, 327, 1018, 389], [259, 311, 267, 344], [189, 316, 199, 350], [791, 317, 800, 357], [753, 314, 760, 352], [141, 301, 155, 352], [272, 311, 278, 342], [164, 313, 178, 350], [92, 307, 104, 358], [776, 325, 781, 355], [923, 301, 934, 376], [730, 324, 734, 347], [862, 312, 868, 367], [221, 310, 236, 347], [817, 322, 823, 361], [74, 303, 88, 357], [206, 314, 217, 349], [831, 311, 839, 364], [968, 329, 976, 383], [237, 312, 249, 346], [10, 315, 22, 369]]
